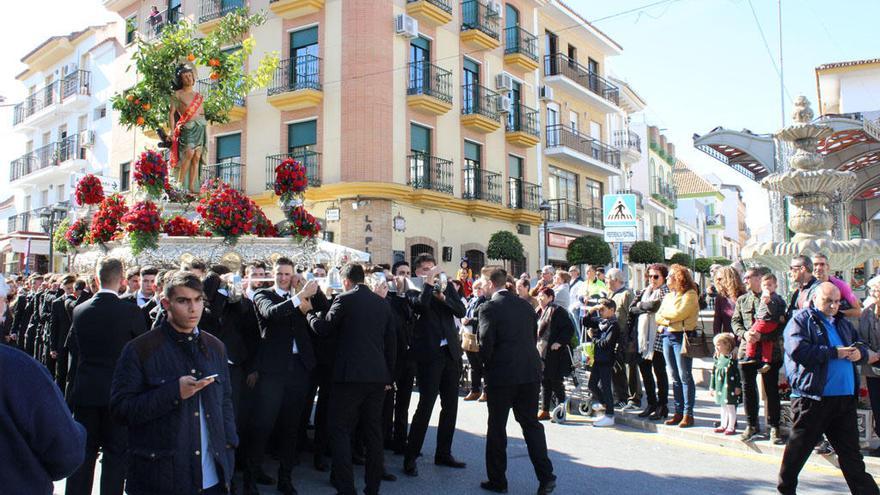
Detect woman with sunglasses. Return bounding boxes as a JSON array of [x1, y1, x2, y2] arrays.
[[628, 263, 670, 420], [656, 264, 702, 427], [713, 266, 746, 336]]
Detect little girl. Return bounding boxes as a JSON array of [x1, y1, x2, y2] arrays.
[[709, 332, 742, 435]]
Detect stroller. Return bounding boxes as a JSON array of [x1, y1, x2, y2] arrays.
[[550, 322, 595, 424]]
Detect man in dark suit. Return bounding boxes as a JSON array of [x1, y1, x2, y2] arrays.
[[48, 274, 77, 391], [243, 256, 320, 495], [19, 273, 43, 354], [121, 265, 158, 309], [301, 263, 396, 495], [403, 253, 467, 476], [64, 257, 147, 495], [478, 267, 556, 495]]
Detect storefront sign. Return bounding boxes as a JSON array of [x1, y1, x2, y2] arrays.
[[548, 232, 575, 248]]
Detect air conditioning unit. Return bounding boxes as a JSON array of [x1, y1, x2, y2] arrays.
[[79, 130, 95, 147], [394, 14, 419, 38], [487, 0, 503, 16], [496, 95, 512, 113], [539, 85, 554, 101], [495, 72, 513, 91]]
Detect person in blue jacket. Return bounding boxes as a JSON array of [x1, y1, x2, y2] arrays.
[[778, 282, 880, 494]]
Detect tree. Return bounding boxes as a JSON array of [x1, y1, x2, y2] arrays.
[[487, 230, 524, 270], [694, 256, 732, 274], [628, 240, 664, 265], [668, 252, 693, 267], [566, 235, 612, 267]]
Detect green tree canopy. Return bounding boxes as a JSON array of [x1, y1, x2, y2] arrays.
[[694, 257, 732, 274], [566, 235, 612, 267], [487, 230, 524, 263], [628, 240, 664, 265], [668, 252, 693, 267]]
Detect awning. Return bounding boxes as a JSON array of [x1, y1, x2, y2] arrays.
[[0, 237, 50, 255]]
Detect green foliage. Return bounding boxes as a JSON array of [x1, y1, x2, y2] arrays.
[[111, 9, 278, 132], [628, 240, 664, 265], [487, 231, 524, 262], [566, 235, 611, 266], [668, 252, 692, 267], [694, 257, 732, 274], [53, 218, 72, 254]]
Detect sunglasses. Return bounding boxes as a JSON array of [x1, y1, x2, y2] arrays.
[[649, 275, 662, 280], [789, 265, 803, 270]]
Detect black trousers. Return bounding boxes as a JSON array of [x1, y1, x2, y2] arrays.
[[638, 351, 668, 407], [486, 382, 554, 487], [588, 363, 614, 415], [246, 361, 310, 480], [228, 364, 244, 430], [867, 377, 880, 437], [541, 374, 565, 412], [740, 360, 781, 428], [405, 351, 459, 461], [55, 349, 69, 393], [612, 354, 643, 405], [466, 351, 484, 393], [392, 358, 417, 450], [65, 405, 127, 495], [312, 366, 333, 460], [778, 396, 879, 495], [329, 383, 386, 495]]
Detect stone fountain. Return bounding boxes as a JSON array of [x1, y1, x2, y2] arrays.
[[742, 97, 880, 272]]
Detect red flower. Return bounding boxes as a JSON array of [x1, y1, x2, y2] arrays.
[[285, 205, 320, 241], [89, 193, 127, 244], [64, 218, 90, 247], [75, 174, 104, 206], [163, 216, 203, 237], [133, 150, 170, 197], [274, 158, 309, 203]]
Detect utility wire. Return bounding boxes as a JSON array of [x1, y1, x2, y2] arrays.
[[746, 0, 793, 103]]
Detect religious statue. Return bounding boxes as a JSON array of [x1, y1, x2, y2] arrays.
[[168, 63, 207, 193]]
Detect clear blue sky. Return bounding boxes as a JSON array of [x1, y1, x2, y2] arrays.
[[572, 0, 880, 236]]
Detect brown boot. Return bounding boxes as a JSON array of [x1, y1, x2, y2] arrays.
[[478, 392, 488, 402], [463, 391, 480, 401], [537, 410, 551, 421], [678, 415, 695, 428], [664, 413, 683, 426]]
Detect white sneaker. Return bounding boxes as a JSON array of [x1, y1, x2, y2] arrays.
[[593, 415, 615, 427], [591, 402, 605, 412]]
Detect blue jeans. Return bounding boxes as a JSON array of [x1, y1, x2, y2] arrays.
[[663, 332, 695, 415]]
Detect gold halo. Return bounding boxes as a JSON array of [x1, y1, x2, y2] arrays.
[[221, 252, 243, 272]]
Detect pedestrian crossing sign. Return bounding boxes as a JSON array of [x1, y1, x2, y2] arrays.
[[603, 194, 637, 227]]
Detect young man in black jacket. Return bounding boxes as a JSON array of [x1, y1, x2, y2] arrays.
[[585, 298, 620, 428]]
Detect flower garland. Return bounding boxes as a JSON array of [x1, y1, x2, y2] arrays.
[[75, 174, 105, 206], [274, 158, 308, 204], [89, 193, 127, 244], [65, 218, 90, 247], [163, 215, 205, 237], [134, 150, 170, 199], [122, 201, 162, 255], [196, 181, 254, 243], [286, 205, 321, 242]]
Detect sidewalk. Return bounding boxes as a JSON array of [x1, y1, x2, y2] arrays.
[[612, 385, 880, 476]]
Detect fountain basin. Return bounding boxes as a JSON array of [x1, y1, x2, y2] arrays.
[[761, 170, 856, 197]]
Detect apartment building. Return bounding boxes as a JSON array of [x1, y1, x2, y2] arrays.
[[673, 161, 727, 259], [1, 24, 124, 273]]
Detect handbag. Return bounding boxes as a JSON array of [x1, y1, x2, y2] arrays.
[[461, 331, 480, 353], [681, 328, 712, 358]]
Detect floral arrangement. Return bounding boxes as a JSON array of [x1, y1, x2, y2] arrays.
[[197, 181, 254, 243], [286, 205, 321, 242], [163, 215, 205, 237], [53, 218, 72, 254], [65, 218, 91, 248], [122, 201, 162, 255], [274, 157, 308, 204], [249, 200, 279, 238], [89, 193, 127, 244], [74, 174, 105, 206], [134, 150, 170, 198]]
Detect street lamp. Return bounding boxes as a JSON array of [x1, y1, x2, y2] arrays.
[[689, 238, 697, 275], [539, 199, 552, 267], [40, 205, 68, 273]]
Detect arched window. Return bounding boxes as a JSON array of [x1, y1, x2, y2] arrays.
[[464, 249, 485, 277], [410, 243, 434, 265]]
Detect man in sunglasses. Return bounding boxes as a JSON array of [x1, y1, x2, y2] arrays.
[[786, 255, 819, 320]]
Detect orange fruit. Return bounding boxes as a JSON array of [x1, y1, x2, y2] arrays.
[[142, 103, 151, 110], [209, 58, 220, 67], [126, 94, 135, 102], [210, 72, 220, 80], [136, 116, 145, 125], [187, 53, 195, 62]]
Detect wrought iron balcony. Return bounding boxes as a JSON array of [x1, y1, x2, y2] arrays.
[[546, 199, 602, 229], [408, 152, 453, 194], [407, 61, 453, 104], [201, 161, 244, 191], [61, 70, 91, 100], [461, 0, 500, 40], [651, 178, 677, 208], [613, 129, 641, 154], [462, 167, 502, 203], [508, 177, 540, 211], [461, 84, 499, 121], [506, 103, 540, 136], [407, 0, 452, 13], [197, 78, 245, 107], [10, 134, 84, 182], [265, 151, 321, 190], [13, 81, 57, 126], [504, 26, 538, 62], [545, 124, 620, 169], [198, 0, 246, 23], [139, 6, 181, 42], [543, 53, 620, 106], [268, 55, 322, 95]]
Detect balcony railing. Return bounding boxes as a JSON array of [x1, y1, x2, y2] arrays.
[[61, 70, 91, 100], [139, 6, 181, 42], [462, 167, 502, 203], [506, 103, 540, 137], [201, 161, 244, 191], [13, 71, 91, 125], [268, 55, 322, 96], [543, 53, 620, 106], [265, 151, 321, 189], [651, 178, 677, 208], [198, 0, 246, 23], [461, 83, 499, 121], [508, 177, 540, 211], [408, 152, 453, 194], [547, 199, 602, 229], [407, 61, 453, 104], [545, 124, 620, 168], [17, 212, 32, 232], [407, 0, 452, 13], [461, 0, 500, 40], [9, 135, 85, 182], [7, 216, 16, 233], [613, 129, 641, 154], [196, 78, 246, 107], [504, 26, 538, 61]]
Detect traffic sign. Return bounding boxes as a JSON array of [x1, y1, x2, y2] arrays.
[[603, 193, 638, 242]]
